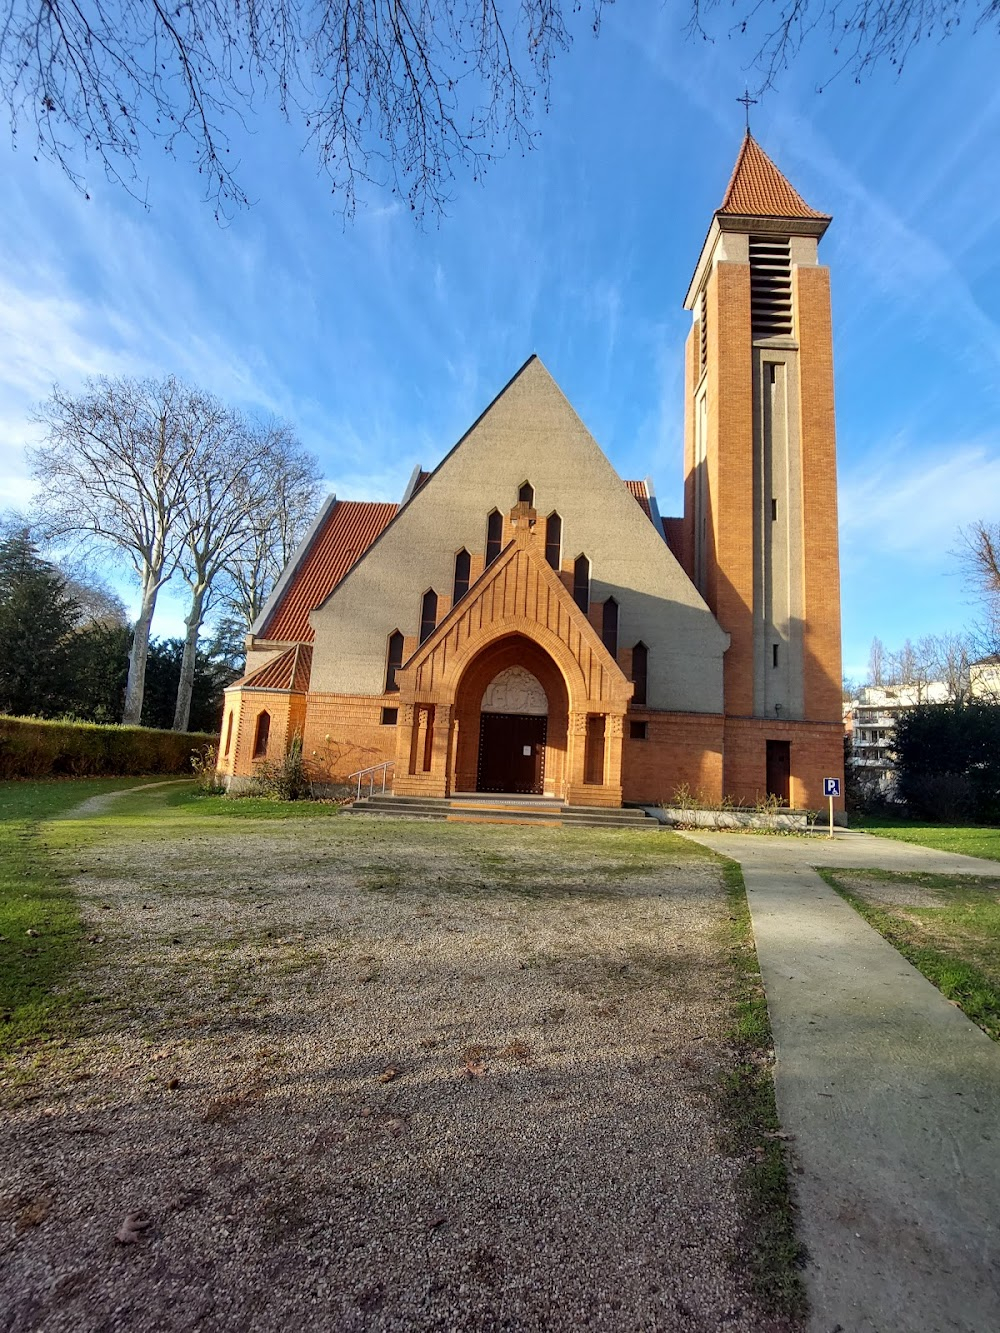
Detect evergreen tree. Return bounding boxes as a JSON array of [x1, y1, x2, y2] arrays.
[[0, 534, 80, 717], [140, 637, 238, 732]]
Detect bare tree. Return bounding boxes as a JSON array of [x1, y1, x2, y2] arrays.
[[171, 417, 311, 731], [960, 520, 1000, 648], [220, 431, 323, 631], [691, 0, 1000, 92], [927, 631, 971, 701], [30, 376, 218, 725], [0, 0, 602, 219], [867, 636, 886, 687]]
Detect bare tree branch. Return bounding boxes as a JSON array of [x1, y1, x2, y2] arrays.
[[0, 0, 599, 219]]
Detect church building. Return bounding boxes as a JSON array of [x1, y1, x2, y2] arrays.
[[216, 133, 844, 811]]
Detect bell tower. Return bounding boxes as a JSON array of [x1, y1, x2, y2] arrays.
[[680, 132, 843, 805]]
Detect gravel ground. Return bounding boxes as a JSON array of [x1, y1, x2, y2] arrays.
[[1, 818, 782, 1332]]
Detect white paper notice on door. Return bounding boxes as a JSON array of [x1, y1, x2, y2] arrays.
[[523, 746, 532, 756]]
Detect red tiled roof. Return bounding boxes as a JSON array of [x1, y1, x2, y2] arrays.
[[259, 500, 397, 643], [719, 133, 828, 221], [237, 643, 313, 692], [624, 479, 652, 521]]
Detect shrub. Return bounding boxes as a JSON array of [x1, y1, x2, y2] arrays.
[[0, 714, 217, 780], [191, 743, 225, 794], [894, 702, 1000, 824], [250, 735, 312, 801]]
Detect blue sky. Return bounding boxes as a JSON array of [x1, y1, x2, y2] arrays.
[[1, 2, 998, 681]]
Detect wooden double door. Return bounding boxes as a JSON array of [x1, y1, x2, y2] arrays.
[[477, 713, 547, 794]]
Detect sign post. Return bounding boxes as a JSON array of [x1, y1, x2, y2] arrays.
[[823, 777, 841, 838]]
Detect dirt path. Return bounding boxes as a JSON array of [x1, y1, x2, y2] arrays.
[[1, 818, 782, 1333], [64, 778, 194, 819]]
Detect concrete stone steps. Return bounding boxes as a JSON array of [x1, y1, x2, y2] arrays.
[[345, 794, 659, 830]]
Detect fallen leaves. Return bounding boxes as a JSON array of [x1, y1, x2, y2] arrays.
[[378, 1066, 399, 1083]]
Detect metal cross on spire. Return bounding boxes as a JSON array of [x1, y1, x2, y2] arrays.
[[737, 88, 758, 132]]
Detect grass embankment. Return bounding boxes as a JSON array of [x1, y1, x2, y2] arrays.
[[718, 858, 808, 1322], [852, 816, 1000, 862], [0, 778, 145, 1059], [820, 867, 1000, 1042]]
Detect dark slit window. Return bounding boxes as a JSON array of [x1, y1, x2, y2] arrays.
[[485, 510, 503, 566], [223, 711, 233, 757], [252, 711, 270, 759], [453, 549, 471, 602], [573, 555, 590, 613], [602, 598, 619, 657], [385, 631, 404, 692], [545, 512, 562, 570], [419, 590, 438, 643], [632, 642, 648, 706], [518, 481, 534, 506]]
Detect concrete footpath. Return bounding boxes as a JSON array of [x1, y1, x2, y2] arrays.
[[681, 829, 1000, 1333]]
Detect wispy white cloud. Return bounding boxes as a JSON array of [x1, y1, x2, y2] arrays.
[[839, 437, 1000, 563]]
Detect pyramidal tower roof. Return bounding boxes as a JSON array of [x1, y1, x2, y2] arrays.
[[718, 131, 829, 221]]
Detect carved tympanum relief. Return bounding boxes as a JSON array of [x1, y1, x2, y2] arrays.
[[480, 666, 548, 716]]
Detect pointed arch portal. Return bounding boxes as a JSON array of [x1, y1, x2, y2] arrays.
[[454, 636, 568, 797]]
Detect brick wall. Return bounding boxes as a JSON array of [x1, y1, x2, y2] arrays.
[[707, 262, 755, 717], [723, 716, 844, 810], [794, 264, 843, 726]]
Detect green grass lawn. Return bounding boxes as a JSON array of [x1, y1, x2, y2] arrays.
[[820, 866, 1000, 1041], [0, 777, 147, 1057], [852, 815, 1000, 862]]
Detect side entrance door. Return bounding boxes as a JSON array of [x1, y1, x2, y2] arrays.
[[477, 713, 547, 794], [766, 739, 791, 806]]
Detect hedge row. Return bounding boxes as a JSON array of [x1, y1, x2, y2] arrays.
[[0, 715, 217, 780]]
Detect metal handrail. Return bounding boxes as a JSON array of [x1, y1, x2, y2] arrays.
[[347, 760, 395, 800]]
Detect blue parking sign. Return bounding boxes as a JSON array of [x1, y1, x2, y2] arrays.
[[824, 777, 841, 797]]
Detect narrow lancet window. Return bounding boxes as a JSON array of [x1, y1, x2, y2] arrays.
[[631, 642, 648, 707], [573, 556, 590, 614], [602, 598, 619, 657], [453, 549, 471, 602], [485, 510, 503, 566], [545, 513, 562, 570], [518, 481, 534, 506], [420, 590, 438, 643], [385, 631, 404, 692], [252, 711, 270, 759]]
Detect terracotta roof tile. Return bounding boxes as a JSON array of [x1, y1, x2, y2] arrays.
[[260, 500, 397, 643], [237, 643, 314, 692], [719, 132, 828, 220], [624, 479, 652, 521]]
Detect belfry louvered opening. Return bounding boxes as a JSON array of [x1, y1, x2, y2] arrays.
[[698, 288, 708, 374], [749, 236, 793, 337]]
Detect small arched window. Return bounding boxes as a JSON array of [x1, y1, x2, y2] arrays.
[[545, 512, 562, 570], [252, 711, 271, 759], [485, 510, 503, 566], [419, 590, 438, 643], [602, 598, 619, 658], [385, 631, 405, 693], [573, 555, 590, 613], [223, 711, 234, 757], [453, 549, 471, 603], [632, 642, 648, 707], [518, 481, 534, 506]]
